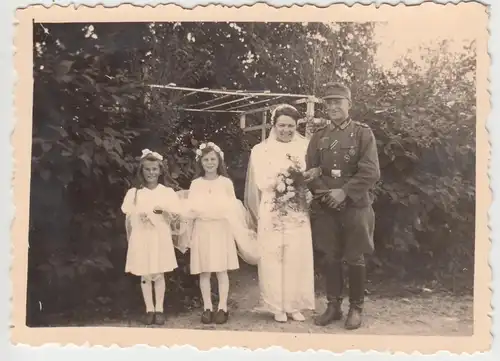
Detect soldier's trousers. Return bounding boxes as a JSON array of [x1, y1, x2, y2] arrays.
[[311, 204, 375, 303]]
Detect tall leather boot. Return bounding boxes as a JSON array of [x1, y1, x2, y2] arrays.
[[315, 260, 343, 326], [345, 265, 365, 330]]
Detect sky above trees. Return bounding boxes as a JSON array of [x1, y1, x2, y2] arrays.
[[373, 20, 474, 70]]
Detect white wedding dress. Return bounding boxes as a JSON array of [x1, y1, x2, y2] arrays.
[[245, 129, 316, 315]]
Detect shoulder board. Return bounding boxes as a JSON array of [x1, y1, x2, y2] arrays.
[[353, 120, 370, 129], [313, 124, 328, 133]]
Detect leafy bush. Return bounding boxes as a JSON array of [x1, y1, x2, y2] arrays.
[[355, 40, 476, 291]]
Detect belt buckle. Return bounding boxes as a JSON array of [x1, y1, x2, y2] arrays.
[[330, 169, 341, 178]]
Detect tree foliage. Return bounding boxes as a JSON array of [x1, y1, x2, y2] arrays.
[[27, 22, 475, 325], [361, 40, 476, 288]]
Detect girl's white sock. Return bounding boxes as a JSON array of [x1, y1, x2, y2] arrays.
[[199, 273, 213, 311], [140, 276, 155, 313], [153, 273, 165, 313], [216, 271, 229, 311]]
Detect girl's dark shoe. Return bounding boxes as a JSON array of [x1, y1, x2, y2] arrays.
[[214, 309, 229, 324], [154, 312, 166, 325], [143, 312, 155, 325], [201, 309, 213, 324]]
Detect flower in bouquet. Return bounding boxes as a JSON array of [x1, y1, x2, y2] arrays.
[[271, 154, 309, 218], [276, 181, 287, 193]]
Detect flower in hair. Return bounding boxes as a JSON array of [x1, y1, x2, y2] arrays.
[[141, 148, 163, 161], [195, 142, 225, 160]]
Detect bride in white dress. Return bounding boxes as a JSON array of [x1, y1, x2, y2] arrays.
[[244, 104, 318, 322]]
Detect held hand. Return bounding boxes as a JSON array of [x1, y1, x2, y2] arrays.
[[305, 190, 313, 204], [322, 189, 347, 208], [162, 212, 179, 224], [320, 193, 335, 208], [303, 167, 321, 183]]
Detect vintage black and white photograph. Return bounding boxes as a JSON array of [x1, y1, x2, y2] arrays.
[[12, 2, 490, 352]]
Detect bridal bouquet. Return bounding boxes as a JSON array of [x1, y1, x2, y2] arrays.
[[271, 154, 309, 218]]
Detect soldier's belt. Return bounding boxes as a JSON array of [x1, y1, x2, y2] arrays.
[[321, 167, 355, 178]]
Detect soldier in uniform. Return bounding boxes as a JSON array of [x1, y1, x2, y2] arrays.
[[304, 82, 380, 330]]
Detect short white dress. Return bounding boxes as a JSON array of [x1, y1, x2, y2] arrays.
[[121, 184, 183, 276], [187, 176, 240, 275]]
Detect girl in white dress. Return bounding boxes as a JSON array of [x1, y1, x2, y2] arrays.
[[187, 142, 239, 325], [121, 149, 184, 326]]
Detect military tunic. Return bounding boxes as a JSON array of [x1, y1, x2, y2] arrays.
[[305, 118, 380, 264]]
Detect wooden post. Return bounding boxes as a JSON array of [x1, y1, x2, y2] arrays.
[[306, 98, 315, 118], [261, 111, 267, 141], [239, 113, 246, 129], [305, 97, 316, 139]]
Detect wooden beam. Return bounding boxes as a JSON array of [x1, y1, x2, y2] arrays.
[[241, 97, 312, 115], [149, 84, 313, 99], [242, 124, 272, 132], [242, 104, 276, 115], [169, 91, 198, 104], [225, 95, 285, 111], [201, 95, 255, 110], [295, 96, 323, 105], [173, 107, 243, 113], [189, 94, 233, 108]]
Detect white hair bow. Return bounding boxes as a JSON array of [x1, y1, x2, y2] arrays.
[[141, 148, 164, 161]]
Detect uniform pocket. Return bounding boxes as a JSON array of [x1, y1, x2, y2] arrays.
[[318, 137, 331, 150], [340, 145, 358, 164]]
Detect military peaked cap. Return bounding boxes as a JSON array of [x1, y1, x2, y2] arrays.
[[322, 82, 351, 102]]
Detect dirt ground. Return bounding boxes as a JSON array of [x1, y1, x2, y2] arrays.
[[76, 264, 473, 336]]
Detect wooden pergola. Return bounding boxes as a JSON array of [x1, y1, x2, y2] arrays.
[[149, 84, 323, 141]]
